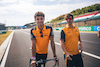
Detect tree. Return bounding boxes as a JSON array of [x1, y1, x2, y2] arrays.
[[50, 3, 100, 23]]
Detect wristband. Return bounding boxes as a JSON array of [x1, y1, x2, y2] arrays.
[[32, 56, 36, 61], [32, 56, 36, 58], [54, 55, 57, 57]]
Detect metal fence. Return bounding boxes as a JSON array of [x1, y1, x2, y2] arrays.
[[46, 19, 100, 28]]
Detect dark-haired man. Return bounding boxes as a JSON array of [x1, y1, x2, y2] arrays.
[[30, 12, 58, 67], [60, 13, 84, 67]]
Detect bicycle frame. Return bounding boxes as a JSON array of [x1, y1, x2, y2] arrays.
[[29, 58, 58, 67], [29, 47, 59, 67]]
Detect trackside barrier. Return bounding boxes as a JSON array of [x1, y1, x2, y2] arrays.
[[0, 31, 14, 64], [55, 26, 100, 31]]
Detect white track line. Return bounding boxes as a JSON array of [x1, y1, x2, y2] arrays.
[[55, 42, 100, 60], [82, 51, 100, 59], [23, 31, 100, 60]]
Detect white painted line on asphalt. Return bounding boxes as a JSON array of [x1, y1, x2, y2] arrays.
[[55, 42, 100, 60], [0, 31, 14, 67], [23, 31, 100, 60], [55, 42, 60, 45], [82, 51, 100, 59]]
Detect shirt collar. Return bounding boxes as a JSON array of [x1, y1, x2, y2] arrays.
[[66, 24, 75, 28], [36, 25, 46, 31]]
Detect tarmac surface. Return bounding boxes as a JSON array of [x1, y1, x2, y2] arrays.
[[1, 29, 100, 67]]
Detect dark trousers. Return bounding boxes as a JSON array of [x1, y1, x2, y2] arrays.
[[36, 53, 47, 67], [64, 53, 84, 67]]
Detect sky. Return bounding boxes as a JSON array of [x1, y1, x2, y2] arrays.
[[0, 0, 100, 26]]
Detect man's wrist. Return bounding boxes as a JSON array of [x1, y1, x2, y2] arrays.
[[54, 55, 57, 57], [32, 56, 36, 61], [65, 51, 68, 55]]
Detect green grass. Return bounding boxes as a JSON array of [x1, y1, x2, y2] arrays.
[[0, 31, 12, 46]]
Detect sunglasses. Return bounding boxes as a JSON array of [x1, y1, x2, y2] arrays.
[[40, 31, 43, 37], [66, 17, 72, 20]]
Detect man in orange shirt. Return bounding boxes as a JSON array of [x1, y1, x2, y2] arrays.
[[30, 12, 58, 67], [60, 13, 84, 67]]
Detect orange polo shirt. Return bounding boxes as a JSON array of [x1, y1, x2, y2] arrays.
[[61, 25, 80, 55], [31, 25, 54, 54]]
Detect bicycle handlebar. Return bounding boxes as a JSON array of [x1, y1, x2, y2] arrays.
[[30, 58, 59, 67]]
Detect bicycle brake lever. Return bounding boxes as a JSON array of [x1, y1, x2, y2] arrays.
[[35, 62, 38, 65], [56, 58, 58, 62]]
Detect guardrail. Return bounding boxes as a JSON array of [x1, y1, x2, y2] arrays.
[[0, 31, 14, 64]]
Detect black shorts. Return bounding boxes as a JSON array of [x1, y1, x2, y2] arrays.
[[36, 53, 47, 67], [64, 53, 84, 67]]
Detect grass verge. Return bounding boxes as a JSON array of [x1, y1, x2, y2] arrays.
[[0, 31, 12, 46]]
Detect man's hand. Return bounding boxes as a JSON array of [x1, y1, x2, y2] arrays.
[[98, 33, 100, 38], [31, 60, 36, 67], [79, 46, 83, 53], [65, 52, 73, 60], [78, 41, 83, 53]]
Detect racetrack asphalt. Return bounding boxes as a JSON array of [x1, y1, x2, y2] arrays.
[[4, 29, 100, 67]]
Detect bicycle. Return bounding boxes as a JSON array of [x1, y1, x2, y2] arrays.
[[29, 58, 59, 67]]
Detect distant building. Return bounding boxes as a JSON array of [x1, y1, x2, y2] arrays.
[[25, 22, 36, 28], [0, 23, 6, 30]]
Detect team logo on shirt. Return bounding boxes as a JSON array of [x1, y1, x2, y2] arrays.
[[75, 30, 77, 32], [44, 33, 48, 36], [44, 35, 48, 36], [67, 30, 70, 33], [35, 33, 39, 37]]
